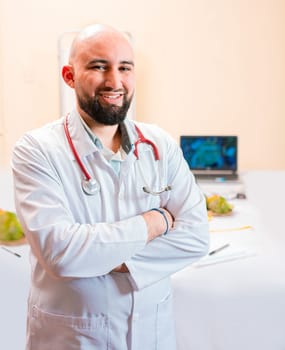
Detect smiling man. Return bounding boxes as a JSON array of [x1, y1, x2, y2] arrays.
[[12, 24, 209, 350], [64, 25, 134, 129]]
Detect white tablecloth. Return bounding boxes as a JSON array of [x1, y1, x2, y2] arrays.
[[172, 170, 285, 350], [1, 169, 285, 349]]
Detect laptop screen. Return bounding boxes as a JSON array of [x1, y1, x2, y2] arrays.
[[180, 136, 238, 173]]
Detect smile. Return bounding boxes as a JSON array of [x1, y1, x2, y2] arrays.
[[102, 93, 123, 99], [99, 92, 125, 105]]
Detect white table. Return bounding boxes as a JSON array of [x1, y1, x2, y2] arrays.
[[172, 170, 285, 350], [1, 169, 285, 349], [0, 168, 30, 349], [0, 245, 30, 349]]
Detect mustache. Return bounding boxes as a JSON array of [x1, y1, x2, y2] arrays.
[[96, 87, 127, 94]]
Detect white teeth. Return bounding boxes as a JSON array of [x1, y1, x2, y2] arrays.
[[103, 94, 121, 99]]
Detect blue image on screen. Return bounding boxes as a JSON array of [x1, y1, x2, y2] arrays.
[[180, 136, 237, 170]]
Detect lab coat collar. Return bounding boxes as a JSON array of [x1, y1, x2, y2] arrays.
[[119, 120, 134, 154]]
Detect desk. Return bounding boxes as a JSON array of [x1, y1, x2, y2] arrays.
[[0, 245, 30, 349], [1, 169, 285, 349], [0, 168, 29, 349], [172, 170, 285, 350]]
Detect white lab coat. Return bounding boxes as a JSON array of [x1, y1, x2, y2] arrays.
[[12, 110, 209, 350]]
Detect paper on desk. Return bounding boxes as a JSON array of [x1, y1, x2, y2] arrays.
[[193, 245, 257, 268], [194, 200, 260, 267]]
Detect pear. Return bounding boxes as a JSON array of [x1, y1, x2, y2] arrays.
[[206, 195, 233, 214], [0, 209, 24, 241]]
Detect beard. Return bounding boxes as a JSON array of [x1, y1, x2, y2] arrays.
[[77, 89, 133, 126]]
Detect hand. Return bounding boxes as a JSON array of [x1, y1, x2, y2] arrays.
[[142, 208, 174, 242], [161, 208, 174, 230], [112, 263, 129, 273]]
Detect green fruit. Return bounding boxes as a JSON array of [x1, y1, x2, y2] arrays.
[[0, 209, 24, 241], [206, 195, 233, 214]]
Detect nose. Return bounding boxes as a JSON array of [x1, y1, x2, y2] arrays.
[[104, 69, 122, 89]]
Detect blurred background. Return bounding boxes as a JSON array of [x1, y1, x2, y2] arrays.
[[0, 0, 284, 169]]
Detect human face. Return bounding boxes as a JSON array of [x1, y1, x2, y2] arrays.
[[70, 32, 135, 125]]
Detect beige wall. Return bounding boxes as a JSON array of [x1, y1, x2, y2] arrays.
[[0, 0, 284, 169]]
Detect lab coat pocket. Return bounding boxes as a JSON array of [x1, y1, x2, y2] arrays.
[[156, 292, 176, 350], [29, 305, 109, 350]]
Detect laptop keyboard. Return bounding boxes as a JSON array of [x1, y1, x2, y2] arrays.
[[195, 174, 239, 181]]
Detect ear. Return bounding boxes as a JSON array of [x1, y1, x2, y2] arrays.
[[62, 65, 75, 88]]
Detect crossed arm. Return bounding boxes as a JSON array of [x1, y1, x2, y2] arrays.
[[113, 208, 174, 272]]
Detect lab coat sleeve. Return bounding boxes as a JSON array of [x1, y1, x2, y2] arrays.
[[12, 133, 148, 279], [125, 130, 210, 290]]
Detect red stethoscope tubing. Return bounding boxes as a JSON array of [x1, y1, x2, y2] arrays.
[[134, 125, 160, 161], [64, 115, 92, 181], [63, 115, 160, 182]]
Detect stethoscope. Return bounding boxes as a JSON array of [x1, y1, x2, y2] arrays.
[[64, 115, 172, 196]]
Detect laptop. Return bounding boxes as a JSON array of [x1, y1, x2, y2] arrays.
[[180, 135, 240, 182]]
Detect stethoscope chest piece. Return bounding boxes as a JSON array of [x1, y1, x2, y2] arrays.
[[82, 178, 100, 195]]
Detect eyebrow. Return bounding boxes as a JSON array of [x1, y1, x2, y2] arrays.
[[121, 60, 134, 66], [88, 59, 134, 66]]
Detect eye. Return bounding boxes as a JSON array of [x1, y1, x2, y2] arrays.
[[88, 64, 107, 71], [93, 65, 107, 71], [119, 65, 133, 72]]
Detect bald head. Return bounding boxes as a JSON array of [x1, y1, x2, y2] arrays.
[[69, 24, 132, 64]]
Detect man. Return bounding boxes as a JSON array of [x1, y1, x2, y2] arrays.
[[12, 24, 209, 350]]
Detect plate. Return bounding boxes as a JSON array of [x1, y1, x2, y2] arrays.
[[207, 210, 233, 217], [0, 236, 27, 246]]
